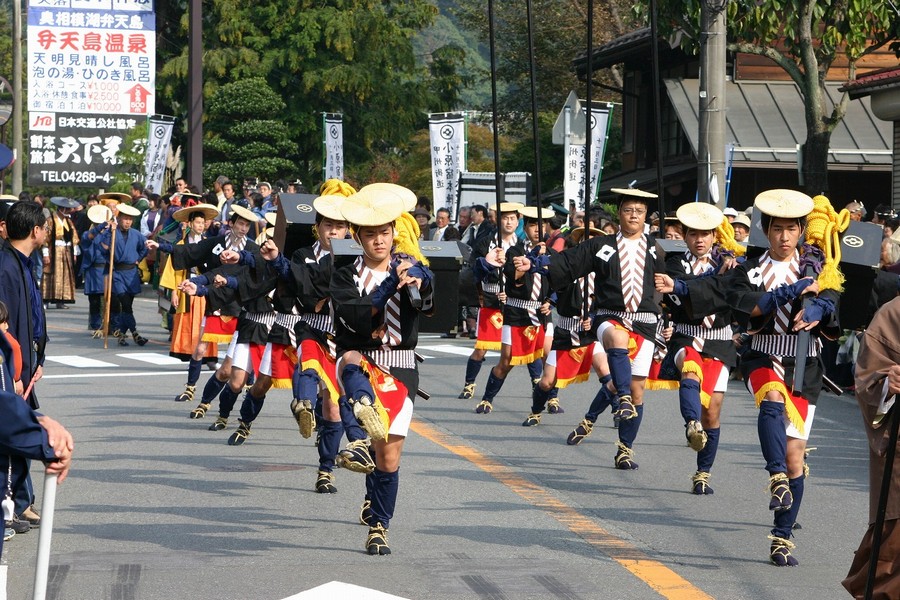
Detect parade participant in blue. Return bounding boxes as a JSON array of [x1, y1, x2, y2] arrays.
[[147, 203, 259, 407], [0, 326, 73, 554], [653, 202, 745, 494], [80, 204, 115, 337], [0, 201, 50, 409], [524, 188, 663, 470], [330, 186, 434, 555], [97, 203, 149, 347], [158, 204, 221, 371], [473, 204, 551, 415], [521, 226, 609, 428], [658, 190, 845, 566], [456, 202, 527, 400]]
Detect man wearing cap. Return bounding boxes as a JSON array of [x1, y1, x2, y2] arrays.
[[530, 188, 663, 470], [97, 203, 149, 346], [330, 186, 434, 555], [654, 202, 743, 495], [147, 203, 259, 406], [41, 198, 80, 309], [723, 207, 738, 223], [732, 213, 751, 243], [664, 189, 841, 566], [473, 204, 552, 415]]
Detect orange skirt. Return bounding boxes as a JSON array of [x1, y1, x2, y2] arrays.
[[359, 356, 411, 432], [170, 296, 218, 363]]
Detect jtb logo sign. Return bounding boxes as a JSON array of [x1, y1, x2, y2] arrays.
[[30, 113, 55, 132]]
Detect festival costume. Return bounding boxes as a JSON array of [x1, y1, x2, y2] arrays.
[[97, 225, 148, 346], [547, 230, 661, 469], [41, 210, 78, 305], [80, 223, 108, 332], [682, 191, 843, 566]]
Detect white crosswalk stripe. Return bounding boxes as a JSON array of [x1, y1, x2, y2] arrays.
[[45, 355, 118, 368], [116, 352, 185, 365]]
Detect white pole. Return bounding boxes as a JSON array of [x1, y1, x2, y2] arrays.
[[31, 473, 58, 600]]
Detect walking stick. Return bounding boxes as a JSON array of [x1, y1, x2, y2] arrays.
[[102, 218, 118, 349], [582, 0, 594, 318], [31, 473, 58, 600], [864, 396, 900, 600], [487, 0, 505, 299]]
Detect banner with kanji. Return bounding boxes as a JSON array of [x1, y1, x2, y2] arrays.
[[143, 115, 175, 195], [428, 113, 466, 218], [564, 103, 613, 211], [27, 0, 156, 116], [323, 113, 343, 181], [27, 112, 139, 186]]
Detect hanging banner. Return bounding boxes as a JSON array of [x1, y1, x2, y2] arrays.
[[564, 103, 613, 211], [428, 112, 466, 219], [26, 0, 156, 116], [323, 113, 343, 181], [27, 112, 139, 186], [143, 114, 175, 195]]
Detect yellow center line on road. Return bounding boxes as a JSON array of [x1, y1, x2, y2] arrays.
[[410, 419, 714, 600]]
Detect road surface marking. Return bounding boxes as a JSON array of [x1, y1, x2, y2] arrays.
[[410, 419, 714, 600], [281, 581, 409, 599], [44, 355, 119, 368], [117, 352, 185, 365], [43, 371, 184, 380], [416, 344, 499, 358]]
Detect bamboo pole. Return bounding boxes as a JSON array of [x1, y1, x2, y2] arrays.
[[102, 218, 118, 349]]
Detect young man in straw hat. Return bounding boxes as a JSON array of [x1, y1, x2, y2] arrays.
[[330, 186, 434, 555], [473, 204, 553, 416], [530, 188, 663, 470], [654, 202, 742, 495], [661, 189, 841, 566], [97, 203, 149, 346], [80, 203, 115, 336]]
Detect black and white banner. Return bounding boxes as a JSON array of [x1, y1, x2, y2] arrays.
[[323, 113, 343, 181], [143, 114, 174, 195], [564, 103, 613, 210], [428, 112, 466, 218]]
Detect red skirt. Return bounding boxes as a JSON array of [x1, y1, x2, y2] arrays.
[[267, 343, 297, 389], [555, 344, 594, 388], [475, 307, 503, 350], [508, 324, 544, 366], [201, 315, 238, 343], [359, 356, 410, 432], [298, 339, 341, 404]]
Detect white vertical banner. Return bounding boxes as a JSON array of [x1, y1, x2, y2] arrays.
[[564, 103, 613, 211], [428, 112, 466, 219], [143, 114, 174, 195], [323, 113, 343, 180]]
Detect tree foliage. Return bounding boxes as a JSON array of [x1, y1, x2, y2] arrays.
[[646, 0, 900, 194]]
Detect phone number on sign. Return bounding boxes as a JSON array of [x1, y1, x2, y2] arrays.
[[37, 170, 111, 184]]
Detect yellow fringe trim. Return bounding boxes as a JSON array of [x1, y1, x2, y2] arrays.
[[270, 378, 292, 390], [556, 372, 591, 389], [700, 390, 712, 410], [645, 379, 679, 391], [475, 340, 502, 351], [201, 333, 234, 343], [681, 360, 705, 383], [753, 381, 806, 436], [301, 358, 340, 403], [807, 195, 850, 292], [510, 349, 544, 366], [716, 217, 746, 257]]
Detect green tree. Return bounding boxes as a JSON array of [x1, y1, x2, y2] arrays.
[[203, 78, 297, 184], [156, 0, 469, 188], [648, 0, 900, 194]]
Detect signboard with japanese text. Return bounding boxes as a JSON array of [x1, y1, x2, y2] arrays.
[[323, 113, 343, 181], [564, 103, 613, 211], [428, 113, 466, 219], [27, 0, 156, 116], [27, 112, 140, 186]]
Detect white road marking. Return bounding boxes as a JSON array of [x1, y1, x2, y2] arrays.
[[117, 352, 185, 365], [44, 355, 118, 368], [416, 344, 499, 358], [281, 581, 409, 600], [42, 371, 185, 380]]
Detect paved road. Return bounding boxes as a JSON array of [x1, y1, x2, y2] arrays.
[[2, 296, 870, 600]]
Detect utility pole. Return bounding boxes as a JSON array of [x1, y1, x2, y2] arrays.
[[13, 0, 23, 193], [697, 0, 727, 205], [187, 0, 203, 188]]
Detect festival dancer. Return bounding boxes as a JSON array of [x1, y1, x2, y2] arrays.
[[661, 190, 844, 566], [653, 202, 744, 494], [331, 186, 433, 555], [473, 204, 550, 414]]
